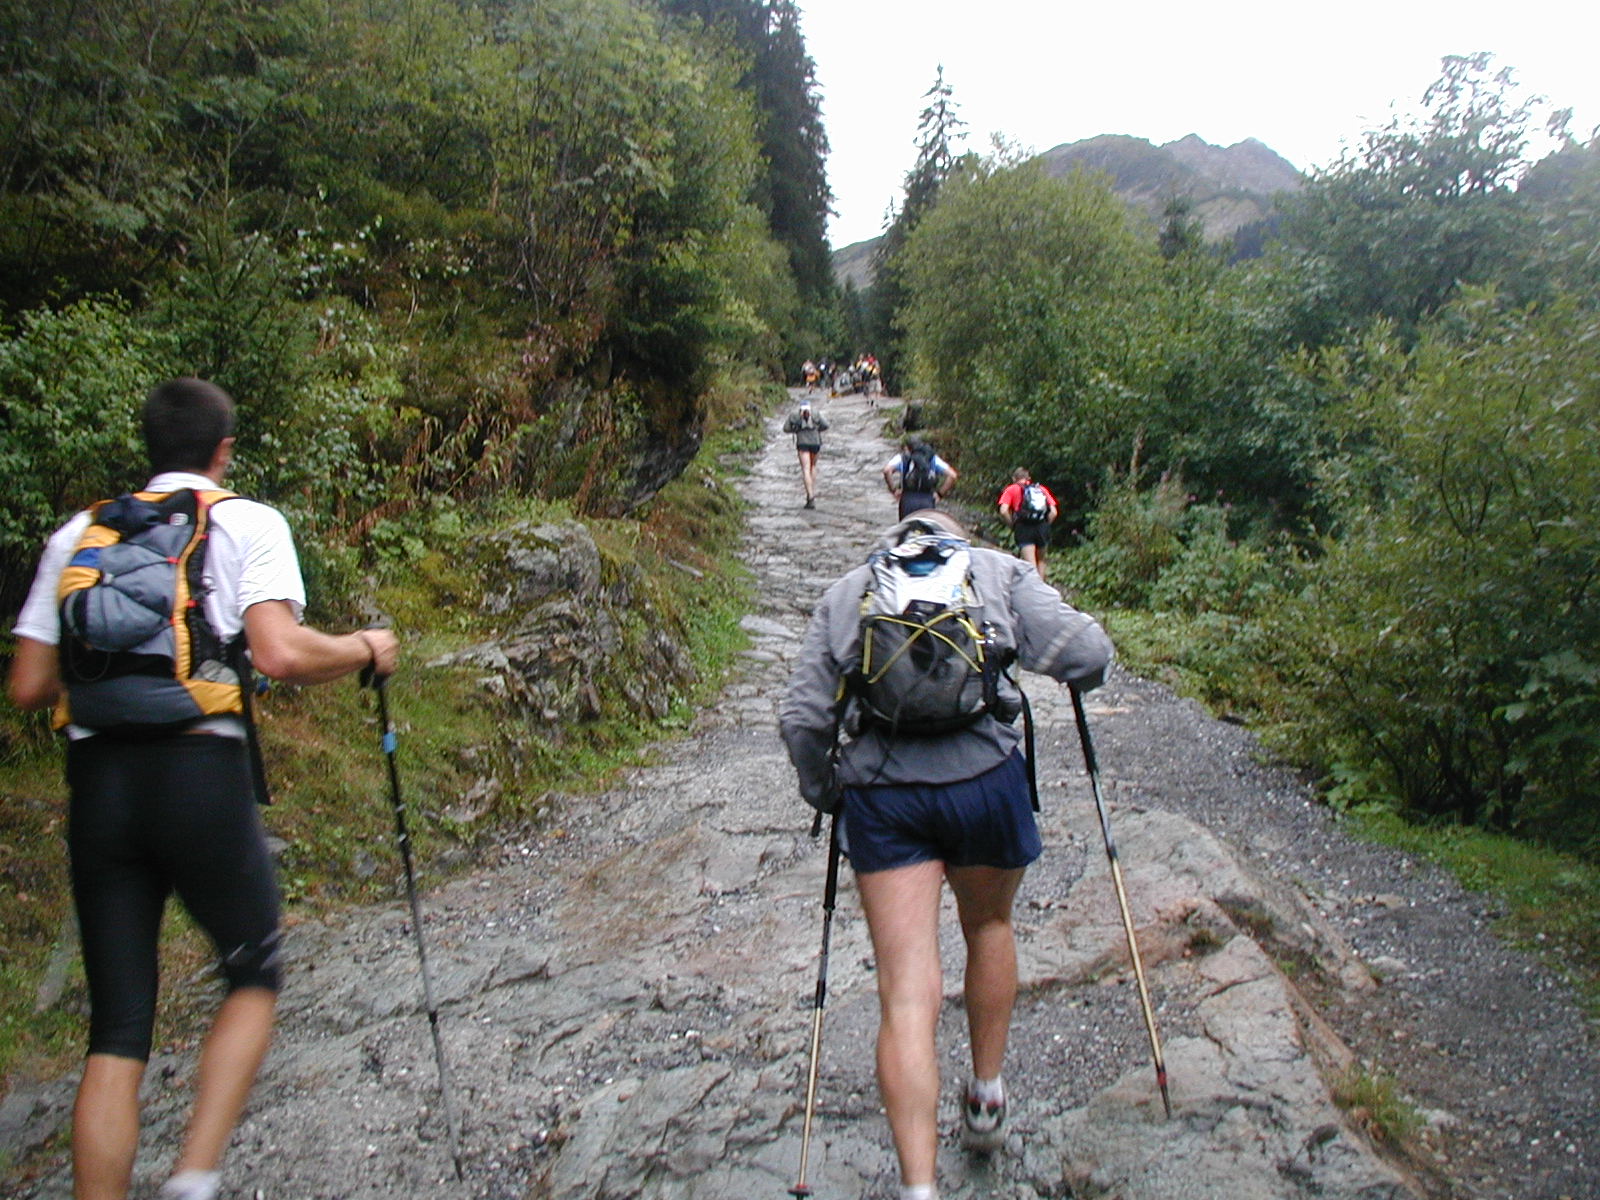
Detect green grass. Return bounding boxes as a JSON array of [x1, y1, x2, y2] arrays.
[[1331, 1063, 1425, 1147], [1347, 809, 1600, 1018]]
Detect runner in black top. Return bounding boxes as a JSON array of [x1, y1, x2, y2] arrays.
[[883, 436, 958, 520]]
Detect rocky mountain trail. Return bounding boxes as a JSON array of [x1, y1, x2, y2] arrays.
[[7, 386, 1598, 1199]]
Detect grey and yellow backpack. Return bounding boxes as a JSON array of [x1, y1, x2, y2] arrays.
[[54, 487, 250, 735], [53, 488, 273, 800], [848, 523, 1017, 735]]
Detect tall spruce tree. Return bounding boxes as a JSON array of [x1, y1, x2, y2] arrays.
[[867, 66, 966, 395], [658, 0, 832, 303]]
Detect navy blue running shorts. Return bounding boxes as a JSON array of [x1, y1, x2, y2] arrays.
[[840, 750, 1041, 874]]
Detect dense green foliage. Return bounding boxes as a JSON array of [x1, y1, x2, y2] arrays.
[[1270, 297, 1600, 842], [658, 0, 837, 360], [898, 159, 1162, 522], [883, 55, 1600, 856], [1277, 54, 1540, 337], [0, 0, 819, 613]]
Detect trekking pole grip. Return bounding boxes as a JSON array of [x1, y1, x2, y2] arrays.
[[358, 617, 394, 690]]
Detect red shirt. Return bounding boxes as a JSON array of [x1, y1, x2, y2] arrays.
[[999, 481, 1057, 519]]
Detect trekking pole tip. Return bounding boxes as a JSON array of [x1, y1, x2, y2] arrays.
[[787, 1186, 813, 1198]]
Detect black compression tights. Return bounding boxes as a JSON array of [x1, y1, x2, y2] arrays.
[[66, 735, 282, 1060]]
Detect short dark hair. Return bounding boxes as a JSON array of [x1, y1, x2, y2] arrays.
[[143, 378, 236, 473]]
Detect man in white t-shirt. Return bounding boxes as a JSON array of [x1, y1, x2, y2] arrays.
[[883, 437, 958, 520], [8, 378, 399, 1200]]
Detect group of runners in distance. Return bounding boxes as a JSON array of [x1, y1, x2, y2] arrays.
[[801, 353, 882, 400], [784, 388, 1060, 581], [6, 374, 1097, 1200]]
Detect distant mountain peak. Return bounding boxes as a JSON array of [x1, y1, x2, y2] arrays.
[[831, 132, 1303, 287], [1040, 132, 1301, 237]]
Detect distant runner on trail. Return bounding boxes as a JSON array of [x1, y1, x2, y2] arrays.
[[7, 377, 400, 1200], [883, 435, 957, 520], [779, 509, 1114, 1200], [782, 399, 830, 509], [997, 467, 1059, 581]]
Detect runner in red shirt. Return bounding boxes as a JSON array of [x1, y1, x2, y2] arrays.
[[997, 467, 1058, 581]]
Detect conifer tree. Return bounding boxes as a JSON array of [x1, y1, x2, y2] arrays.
[[867, 66, 966, 395], [658, 0, 832, 303]]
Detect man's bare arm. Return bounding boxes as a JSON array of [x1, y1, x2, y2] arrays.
[[244, 601, 399, 686]]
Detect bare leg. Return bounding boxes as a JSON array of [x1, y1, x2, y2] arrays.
[[172, 987, 276, 1175], [947, 866, 1026, 1080], [1018, 543, 1045, 581], [73, 1054, 146, 1200], [857, 860, 945, 1188], [797, 450, 818, 501]]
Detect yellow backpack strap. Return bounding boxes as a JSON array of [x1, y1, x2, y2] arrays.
[[194, 491, 271, 804]]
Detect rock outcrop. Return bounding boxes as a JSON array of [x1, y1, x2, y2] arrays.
[[432, 518, 698, 728]]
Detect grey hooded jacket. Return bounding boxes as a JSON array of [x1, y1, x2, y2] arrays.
[[778, 519, 1114, 812]]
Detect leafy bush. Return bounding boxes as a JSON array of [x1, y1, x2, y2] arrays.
[[1266, 295, 1600, 848], [1148, 505, 1293, 617], [1053, 469, 1188, 608], [1055, 468, 1293, 617], [0, 299, 176, 611]]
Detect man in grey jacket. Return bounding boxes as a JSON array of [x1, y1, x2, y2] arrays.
[[778, 511, 1112, 1200]]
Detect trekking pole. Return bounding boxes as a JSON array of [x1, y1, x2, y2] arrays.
[[1070, 687, 1173, 1119], [369, 668, 467, 1179], [789, 812, 842, 1198]]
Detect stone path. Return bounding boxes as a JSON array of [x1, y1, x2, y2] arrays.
[[11, 386, 1597, 1199]]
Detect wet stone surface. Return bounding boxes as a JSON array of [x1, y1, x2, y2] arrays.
[[8, 387, 1597, 1199]]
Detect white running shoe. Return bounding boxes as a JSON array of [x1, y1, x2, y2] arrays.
[[961, 1083, 1006, 1152], [159, 1170, 221, 1200]]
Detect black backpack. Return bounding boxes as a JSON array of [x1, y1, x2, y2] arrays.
[[849, 529, 1012, 735], [901, 448, 936, 494], [845, 526, 1039, 808]]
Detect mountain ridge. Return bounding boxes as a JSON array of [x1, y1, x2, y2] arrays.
[[832, 132, 1303, 289]]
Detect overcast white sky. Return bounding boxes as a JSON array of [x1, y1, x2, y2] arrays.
[[797, 0, 1599, 248]]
